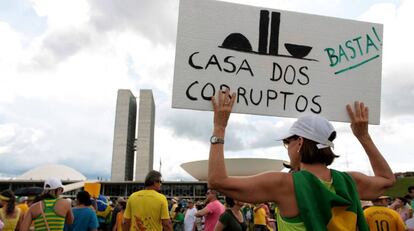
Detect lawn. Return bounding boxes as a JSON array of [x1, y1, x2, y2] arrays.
[[384, 176, 414, 198]]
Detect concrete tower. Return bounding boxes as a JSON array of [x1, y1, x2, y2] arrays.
[[135, 90, 155, 181], [111, 90, 137, 181]]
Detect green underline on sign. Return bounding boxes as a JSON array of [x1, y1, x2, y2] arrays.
[[334, 54, 380, 75]]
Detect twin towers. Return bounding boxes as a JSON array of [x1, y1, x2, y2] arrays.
[[110, 89, 155, 182]]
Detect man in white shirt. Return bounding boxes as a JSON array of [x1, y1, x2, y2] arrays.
[[184, 200, 197, 231]]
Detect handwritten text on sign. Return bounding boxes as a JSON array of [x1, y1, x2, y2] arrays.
[[172, 0, 383, 124]]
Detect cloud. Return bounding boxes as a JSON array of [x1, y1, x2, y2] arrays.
[[89, 0, 178, 46], [357, 1, 414, 117], [1, 0, 413, 182]]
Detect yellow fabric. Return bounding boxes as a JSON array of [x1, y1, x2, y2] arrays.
[[0, 195, 10, 201], [170, 203, 177, 219], [17, 203, 29, 215], [124, 189, 170, 231], [326, 206, 357, 231], [96, 204, 112, 218], [364, 206, 406, 231], [0, 207, 21, 231], [254, 206, 267, 225]]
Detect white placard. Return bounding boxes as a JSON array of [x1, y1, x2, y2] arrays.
[[172, 0, 383, 124]]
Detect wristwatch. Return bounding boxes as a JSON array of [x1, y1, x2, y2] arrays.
[[210, 136, 224, 144]]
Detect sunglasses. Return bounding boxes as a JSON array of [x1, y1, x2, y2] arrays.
[[282, 135, 299, 149]]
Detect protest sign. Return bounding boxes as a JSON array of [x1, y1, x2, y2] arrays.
[[172, 0, 383, 124]]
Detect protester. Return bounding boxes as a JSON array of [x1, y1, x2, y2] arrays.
[[110, 197, 125, 231], [183, 200, 197, 231], [20, 177, 74, 231], [170, 197, 179, 220], [195, 189, 225, 231], [173, 207, 184, 231], [95, 195, 112, 231], [409, 186, 414, 210], [389, 197, 411, 222], [253, 204, 268, 231], [215, 196, 246, 231], [0, 189, 23, 231], [242, 204, 253, 231], [123, 170, 172, 231], [208, 90, 395, 230], [112, 200, 126, 231], [16, 196, 29, 217], [364, 196, 405, 231], [194, 203, 204, 231], [64, 191, 98, 231]]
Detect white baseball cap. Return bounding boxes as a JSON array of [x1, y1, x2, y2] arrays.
[[44, 177, 64, 190], [279, 115, 335, 149]]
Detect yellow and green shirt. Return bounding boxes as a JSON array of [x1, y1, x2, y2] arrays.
[[33, 199, 65, 231], [277, 169, 369, 231]]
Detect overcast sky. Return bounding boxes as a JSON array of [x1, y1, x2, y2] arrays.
[[0, 0, 413, 181]]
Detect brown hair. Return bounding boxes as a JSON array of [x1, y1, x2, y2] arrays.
[[300, 137, 339, 166], [0, 189, 16, 216], [144, 170, 162, 187]]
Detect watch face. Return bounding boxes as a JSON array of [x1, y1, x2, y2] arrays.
[[211, 136, 217, 143], [210, 136, 224, 144]]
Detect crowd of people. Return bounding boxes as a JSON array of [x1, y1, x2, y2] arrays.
[[1, 175, 413, 231], [0, 91, 413, 231]]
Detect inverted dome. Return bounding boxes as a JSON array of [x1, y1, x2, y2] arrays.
[[16, 164, 87, 181], [181, 158, 285, 181]]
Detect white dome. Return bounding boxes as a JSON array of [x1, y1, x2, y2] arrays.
[[16, 164, 87, 181], [181, 158, 286, 181]]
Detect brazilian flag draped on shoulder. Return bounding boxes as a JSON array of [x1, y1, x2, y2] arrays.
[[293, 169, 369, 231]]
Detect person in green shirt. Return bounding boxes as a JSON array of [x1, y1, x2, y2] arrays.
[[408, 186, 414, 210], [173, 207, 184, 231]]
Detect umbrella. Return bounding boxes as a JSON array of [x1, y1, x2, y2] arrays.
[[14, 187, 43, 196]]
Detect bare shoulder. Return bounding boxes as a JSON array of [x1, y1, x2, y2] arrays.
[[262, 171, 294, 202], [28, 201, 42, 217], [56, 198, 72, 210]]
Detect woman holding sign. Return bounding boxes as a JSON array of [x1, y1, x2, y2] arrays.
[[208, 90, 395, 231]]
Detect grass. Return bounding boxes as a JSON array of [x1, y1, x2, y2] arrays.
[[384, 176, 414, 198]]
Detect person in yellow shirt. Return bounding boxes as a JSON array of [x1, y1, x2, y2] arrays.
[[16, 196, 29, 216], [364, 196, 406, 231], [254, 203, 268, 231], [123, 170, 172, 231]]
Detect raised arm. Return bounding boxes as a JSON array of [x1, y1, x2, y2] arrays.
[[208, 90, 290, 204], [346, 101, 395, 200]]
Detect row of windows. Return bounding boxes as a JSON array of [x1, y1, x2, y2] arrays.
[[0, 181, 208, 199]]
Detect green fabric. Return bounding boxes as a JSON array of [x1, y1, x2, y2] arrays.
[[34, 199, 65, 231], [175, 212, 184, 222], [293, 169, 369, 231], [276, 212, 306, 231]]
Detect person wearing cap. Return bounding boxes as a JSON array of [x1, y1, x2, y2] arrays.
[[208, 90, 395, 231], [123, 170, 172, 231], [20, 177, 74, 231], [364, 196, 406, 231], [0, 189, 23, 231], [170, 197, 179, 220], [183, 199, 197, 231], [16, 196, 29, 216]]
